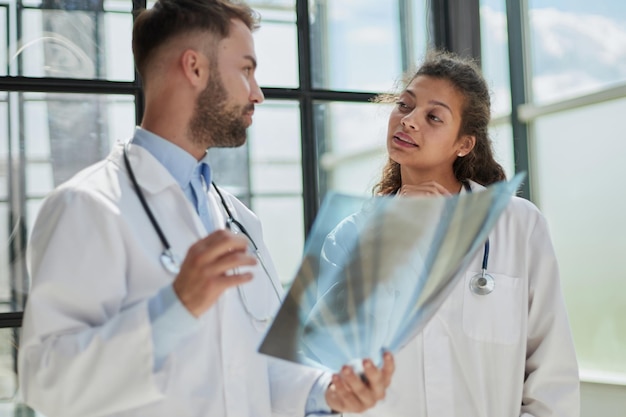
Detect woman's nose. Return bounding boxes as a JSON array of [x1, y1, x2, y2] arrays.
[[401, 112, 419, 131]]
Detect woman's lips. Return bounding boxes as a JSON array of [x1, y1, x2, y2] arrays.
[[393, 132, 418, 147]]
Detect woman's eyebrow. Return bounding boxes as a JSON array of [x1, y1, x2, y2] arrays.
[[429, 100, 453, 114]]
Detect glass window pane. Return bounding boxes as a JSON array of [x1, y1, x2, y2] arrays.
[[310, 0, 430, 92], [209, 100, 301, 198], [0, 5, 7, 77], [480, 0, 512, 116], [22, 93, 135, 190], [253, 196, 304, 286], [17, 7, 134, 81], [207, 145, 250, 204], [208, 99, 303, 285], [489, 122, 515, 180], [249, 101, 301, 194], [104, 0, 132, 13], [310, 1, 403, 92], [0, 97, 8, 312], [532, 98, 626, 378], [0, 203, 10, 306], [410, 1, 431, 66], [0, 93, 136, 314], [316, 101, 390, 197], [252, 3, 298, 88], [528, 1, 626, 103], [103, 12, 134, 81], [0, 97, 7, 199]]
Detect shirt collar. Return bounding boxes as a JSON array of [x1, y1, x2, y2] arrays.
[[132, 127, 212, 190]]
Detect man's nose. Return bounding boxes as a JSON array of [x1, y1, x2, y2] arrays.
[[250, 78, 264, 104]]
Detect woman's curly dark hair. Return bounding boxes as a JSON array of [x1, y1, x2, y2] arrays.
[[373, 50, 506, 196]]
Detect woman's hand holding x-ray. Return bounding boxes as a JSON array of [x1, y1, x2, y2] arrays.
[[173, 229, 257, 317], [325, 352, 395, 413]]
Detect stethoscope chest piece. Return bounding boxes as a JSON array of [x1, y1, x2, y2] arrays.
[[160, 249, 181, 275], [470, 271, 495, 295]]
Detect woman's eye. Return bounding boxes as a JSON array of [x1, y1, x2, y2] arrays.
[[396, 101, 411, 111], [243, 67, 252, 76], [428, 114, 442, 122]]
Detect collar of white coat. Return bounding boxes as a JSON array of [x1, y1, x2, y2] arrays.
[[460, 179, 486, 194], [111, 140, 181, 195]]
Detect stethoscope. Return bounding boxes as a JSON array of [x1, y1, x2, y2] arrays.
[[122, 143, 282, 320], [463, 181, 495, 295]]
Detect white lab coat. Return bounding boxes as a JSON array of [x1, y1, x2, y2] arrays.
[[338, 182, 580, 417], [18, 142, 322, 417]]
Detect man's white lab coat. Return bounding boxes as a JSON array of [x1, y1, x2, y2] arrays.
[[18, 142, 322, 417]]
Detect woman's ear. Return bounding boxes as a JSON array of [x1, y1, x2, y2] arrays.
[[457, 135, 476, 157]]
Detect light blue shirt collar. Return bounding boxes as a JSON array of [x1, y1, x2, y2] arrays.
[[132, 127, 212, 191]]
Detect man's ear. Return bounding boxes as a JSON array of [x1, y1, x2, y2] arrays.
[[457, 135, 476, 157], [180, 49, 210, 89]]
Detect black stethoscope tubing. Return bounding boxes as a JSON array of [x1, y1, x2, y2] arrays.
[[123, 143, 172, 253], [122, 143, 267, 274], [122, 143, 282, 320], [463, 181, 494, 295], [212, 184, 259, 252], [481, 238, 490, 271]]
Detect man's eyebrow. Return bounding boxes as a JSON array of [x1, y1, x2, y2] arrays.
[[244, 55, 257, 69]]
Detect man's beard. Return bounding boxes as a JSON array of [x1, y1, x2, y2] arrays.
[[188, 72, 253, 149]]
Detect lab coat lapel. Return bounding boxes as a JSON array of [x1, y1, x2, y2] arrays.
[[113, 142, 209, 238]]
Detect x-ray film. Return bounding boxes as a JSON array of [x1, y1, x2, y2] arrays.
[[259, 173, 525, 372]]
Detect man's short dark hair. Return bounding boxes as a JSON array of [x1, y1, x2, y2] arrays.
[[132, 0, 259, 80]]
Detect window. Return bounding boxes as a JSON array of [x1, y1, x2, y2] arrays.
[[527, 1, 626, 104], [525, 0, 626, 382], [479, 0, 515, 178], [0, 0, 140, 412]]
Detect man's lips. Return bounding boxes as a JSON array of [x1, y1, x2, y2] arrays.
[[243, 104, 255, 117]]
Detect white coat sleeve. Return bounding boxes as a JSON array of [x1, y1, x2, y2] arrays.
[[521, 211, 580, 417], [18, 189, 168, 417], [268, 357, 331, 417]]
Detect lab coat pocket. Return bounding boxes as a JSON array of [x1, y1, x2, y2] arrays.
[[462, 271, 522, 345]]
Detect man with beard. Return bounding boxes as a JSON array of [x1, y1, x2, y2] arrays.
[[17, 1, 394, 416]]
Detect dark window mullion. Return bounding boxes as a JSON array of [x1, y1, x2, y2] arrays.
[[295, 0, 318, 237], [505, 0, 531, 199], [262, 87, 376, 103], [0, 76, 140, 94]]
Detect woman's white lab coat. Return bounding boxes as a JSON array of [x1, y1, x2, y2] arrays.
[[338, 182, 580, 417], [18, 142, 321, 417]]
